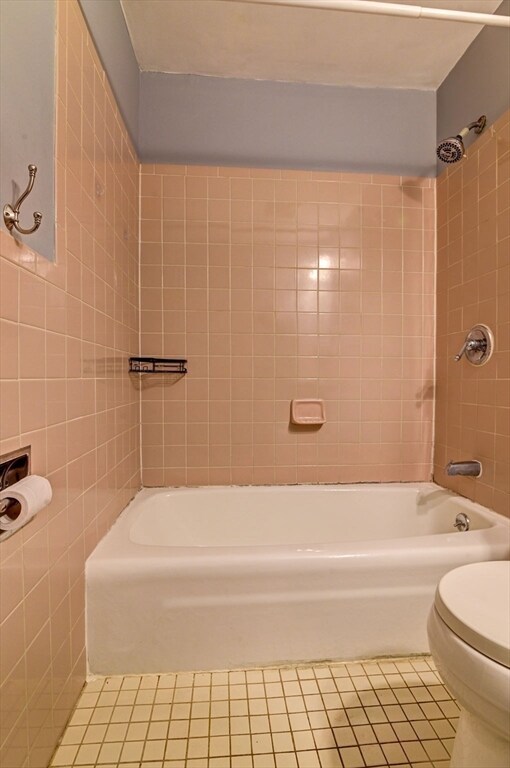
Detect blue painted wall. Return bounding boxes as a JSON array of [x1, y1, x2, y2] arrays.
[[139, 73, 437, 177], [79, 0, 139, 147], [0, 0, 56, 260]]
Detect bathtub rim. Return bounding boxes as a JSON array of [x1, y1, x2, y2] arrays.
[[87, 481, 510, 564]]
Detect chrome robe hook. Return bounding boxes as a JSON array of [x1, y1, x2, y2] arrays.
[[3, 165, 43, 235]]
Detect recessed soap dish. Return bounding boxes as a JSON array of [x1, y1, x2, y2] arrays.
[[291, 399, 326, 425]]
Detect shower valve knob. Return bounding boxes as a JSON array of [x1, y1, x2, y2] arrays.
[[454, 325, 494, 366], [454, 338, 484, 361]]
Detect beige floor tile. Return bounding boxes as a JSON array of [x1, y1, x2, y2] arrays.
[[422, 738, 450, 761], [312, 728, 336, 749], [165, 739, 187, 759], [231, 700, 249, 716], [85, 711, 110, 727], [273, 732, 295, 752], [281, 670, 299, 682], [317, 748, 342, 767], [231, 757, 253, 768], [60, 725, 86, 745], [119, 740, 144, 762], [211, 685, 229, 701], [346, 707, 369, 725], [360, 742, 386, 766], [338, 744, 365, 768], [401, 739, 430, 762], [75, 743, 101, 764], [96, 741, 122, 763], [251, 732, 273, 753], [308, 712, 330, 729], [352, 724, 377, 745], [188, 719, 208, 738], [231, 716, 250, 735], [148, 722, 170, 740], [231, 734, 252, 755], [268, 698, 288, 715], [50, 655, 458, 768], [270, 713, 291, 732], [296, 750, 321, 767], [51, 744, 79, 765], [249, 699, 269, 715], [284, 682, 302, 696], [430, 718, 454, 739], [393, 722, 417, 741], [359, 691, 379, 707], [69, 709, 94, 726], [333, 725, 357, 747], [293, 730, 316, 751], [322, 693, 342, 709], [381, 740, 407, 763], [267, 682, 285, 698], [250, 715, 270, 734], [275, 753, 298, 768], [209, 735, 230, 757], [193, 702, 212, 718], [83, 724, 108, 744], [186, 737, 208, 759], [254, 754, 275, 767], [85, 679, 105, 693]]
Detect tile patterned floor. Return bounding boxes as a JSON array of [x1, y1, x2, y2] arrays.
[[50, 656, 458, 768]]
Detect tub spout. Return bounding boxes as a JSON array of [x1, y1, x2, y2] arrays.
[[446, 460, 482, 477]]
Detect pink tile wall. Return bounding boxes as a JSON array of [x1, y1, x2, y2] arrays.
[[140, 165, 435, 486], [434, 110, 510, 517], [0, 2, 140, 766]]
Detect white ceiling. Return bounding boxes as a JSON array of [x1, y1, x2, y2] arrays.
[[120, 0, 504, 90]]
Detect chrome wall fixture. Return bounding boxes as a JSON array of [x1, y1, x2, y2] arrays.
[[446, 460, 482, 478], [0, 447, 30, 532], [453, 512, 470, 532], [3, 164, 43, 235], [454, 324, 494, 366], [437, 116, 486, 164]]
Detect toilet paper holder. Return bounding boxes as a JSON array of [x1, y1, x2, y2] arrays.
[[0, 446, 31, 525]]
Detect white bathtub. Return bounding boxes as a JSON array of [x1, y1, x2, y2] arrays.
[[86, 483, 509, 675]]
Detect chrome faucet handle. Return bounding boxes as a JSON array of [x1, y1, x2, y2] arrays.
[[453, 513, 470, 532], [454, 338, 479, 361], [453, 325, 494, 366]]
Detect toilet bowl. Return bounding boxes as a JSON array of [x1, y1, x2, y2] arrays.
[[427, 561, 510, 768]]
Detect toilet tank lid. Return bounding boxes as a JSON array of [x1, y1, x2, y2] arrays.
[[435, 561, 510, 668]]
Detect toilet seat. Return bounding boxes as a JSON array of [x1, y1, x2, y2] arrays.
[[434, 561, 510, 668]]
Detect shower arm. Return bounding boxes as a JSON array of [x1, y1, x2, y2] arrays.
[[221, 0, 510, 28], [457, 116, 487, 139]]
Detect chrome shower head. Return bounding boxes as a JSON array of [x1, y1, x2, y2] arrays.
[[437, 136, 465, 164], [437, 115, 486, 164]]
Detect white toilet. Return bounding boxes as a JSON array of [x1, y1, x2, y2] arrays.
[[427, 561, 510, 768]]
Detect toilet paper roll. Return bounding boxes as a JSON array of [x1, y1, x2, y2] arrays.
[[0, 475, 52, 532]]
